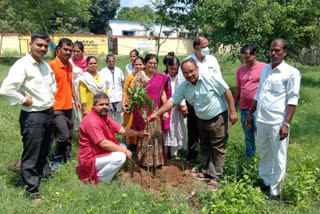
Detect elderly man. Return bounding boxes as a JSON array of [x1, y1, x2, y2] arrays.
[[177, 36, 223, 165], [234, 44, 266, 157], [49, 38, 81, 168], [148, 58, 238, 190], [245, 39, 301, 200], [0, 32, 56, 201], [77, 93, 148, 183]]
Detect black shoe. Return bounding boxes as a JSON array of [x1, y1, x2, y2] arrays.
[[259, 184, 270, 192], [268, 195, 280, 201]]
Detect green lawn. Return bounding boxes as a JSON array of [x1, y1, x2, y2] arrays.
[[0, 54, 319, 213]]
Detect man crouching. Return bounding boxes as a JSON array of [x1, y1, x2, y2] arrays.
[[77, 92, 148, 183]]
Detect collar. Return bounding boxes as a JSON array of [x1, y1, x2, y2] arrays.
[[26, 53, 43, 65], [185, 71, 203, 87], [54, 56, 72, 69], [191, 53, 208, 63], [271, 60, 286, 72]]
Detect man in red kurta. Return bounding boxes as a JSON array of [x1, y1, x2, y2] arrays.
[[77, 92, 148, 183]]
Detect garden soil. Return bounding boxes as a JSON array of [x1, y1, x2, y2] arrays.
[[119, 159, 200, 192]]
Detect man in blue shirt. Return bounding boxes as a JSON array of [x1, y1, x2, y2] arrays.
[[148, 58, 238, 190]]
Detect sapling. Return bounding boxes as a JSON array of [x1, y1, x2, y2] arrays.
[[126, 83, 154, 188]]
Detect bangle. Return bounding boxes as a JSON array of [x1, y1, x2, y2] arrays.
[[283, 122, 290, 128]]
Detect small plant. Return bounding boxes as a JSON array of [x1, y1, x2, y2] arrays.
[[126, 83, 153, 119], [126, 83, 154, 188]]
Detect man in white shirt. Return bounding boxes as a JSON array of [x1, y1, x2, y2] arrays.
[[177, 36, 222, 165], [245, 38, 301, 201], [0, 32, 56, 202], [100, 54, 124, 124]]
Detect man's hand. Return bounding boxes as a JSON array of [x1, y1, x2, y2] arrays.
[[23, 94, 32, 106], [180, 105, 188, 117], [229, 111, 238, 125], [137, 130, 149, 137], [245, 115, 252, 129], [279, 125, 289, 140], [124, 149, 132, 160], [75, 100, 82, 110], [147, 113, 158, 122], [163, 112, 169, 121]]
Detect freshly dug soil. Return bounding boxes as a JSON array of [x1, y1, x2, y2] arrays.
[[119, 159, 197, 191]]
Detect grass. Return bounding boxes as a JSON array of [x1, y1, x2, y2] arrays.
[[0, 54, 319, 213]]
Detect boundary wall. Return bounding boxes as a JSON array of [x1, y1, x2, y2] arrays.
[[0, 33, 193, 56]]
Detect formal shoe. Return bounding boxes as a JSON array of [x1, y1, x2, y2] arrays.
[[268, 195, 280, 201]]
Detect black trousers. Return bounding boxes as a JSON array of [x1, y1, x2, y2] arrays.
[[52, 109, 73, 163], [19, 110, 54, 195], [186, 101, 199, 161]]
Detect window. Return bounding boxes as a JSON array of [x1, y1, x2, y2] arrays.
[[122, 31, 136, 36]]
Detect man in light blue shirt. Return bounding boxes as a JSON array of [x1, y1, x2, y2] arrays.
[[148, 58, 238, 190]]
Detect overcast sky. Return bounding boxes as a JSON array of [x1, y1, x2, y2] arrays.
[[120, 0, 151, 8]]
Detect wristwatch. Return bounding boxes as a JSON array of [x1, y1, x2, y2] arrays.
[[282, 122, 290, 128]]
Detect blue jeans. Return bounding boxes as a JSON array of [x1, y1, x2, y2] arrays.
[[240, 109, 256, 157]]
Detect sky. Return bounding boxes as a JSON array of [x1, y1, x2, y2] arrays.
[[120, 0, 151, 8]]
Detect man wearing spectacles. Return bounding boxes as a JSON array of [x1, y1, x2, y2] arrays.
[[234, 44, 266, 158]]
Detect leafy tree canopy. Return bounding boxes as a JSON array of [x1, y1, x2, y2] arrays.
[[89, 0, 120, 34], [117, 5, 154, 22], [0, 0, 91, 34], [156, 0, 320, 61]]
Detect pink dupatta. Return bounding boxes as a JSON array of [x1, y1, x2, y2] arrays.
[[72, 55, 88, 72]]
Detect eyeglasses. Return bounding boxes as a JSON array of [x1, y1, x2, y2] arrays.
[[147, 62, 157, 65]]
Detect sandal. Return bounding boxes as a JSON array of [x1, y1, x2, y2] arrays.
[[207, 179, 219, 191], [192, 172, 212, 181]]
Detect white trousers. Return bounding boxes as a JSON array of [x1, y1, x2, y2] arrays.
[[257, 122, 289, 196], [95, 152, 126, 182]]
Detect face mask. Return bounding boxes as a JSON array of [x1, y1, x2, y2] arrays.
[[200, 47, 210, 56]]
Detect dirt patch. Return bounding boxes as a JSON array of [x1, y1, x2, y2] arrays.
[[188, 196, 203, 209], [119, 159, 199, 192]]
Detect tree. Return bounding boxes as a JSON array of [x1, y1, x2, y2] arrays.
[[150, 0, 199, 56], [89, 0, 120, 34], [0, 0, 91, 34], [181, 0, 320, 61], [117, 5, 154, 22]]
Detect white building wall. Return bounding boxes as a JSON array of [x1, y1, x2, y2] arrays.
[[107, 20, 180, 37]]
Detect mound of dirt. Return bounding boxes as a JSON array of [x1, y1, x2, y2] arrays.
[[119, 159, 198, 191]]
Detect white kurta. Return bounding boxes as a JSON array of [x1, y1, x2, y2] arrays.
[[164, 75, 187, 152]]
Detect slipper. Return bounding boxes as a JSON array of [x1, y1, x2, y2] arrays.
[[207, 179, 219, 191], [192, 172, 211, 181]]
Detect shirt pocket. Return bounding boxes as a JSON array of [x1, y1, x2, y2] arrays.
[[198, 91, 213, 105], [269, 80, 285, 95]]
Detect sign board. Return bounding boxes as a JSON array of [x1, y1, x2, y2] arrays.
[[136, 40, 153, 50]]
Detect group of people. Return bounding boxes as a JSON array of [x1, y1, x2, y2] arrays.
[[0, 32, 300, 202]]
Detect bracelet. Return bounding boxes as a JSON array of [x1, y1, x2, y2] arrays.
[[282, 122, 290, 128]]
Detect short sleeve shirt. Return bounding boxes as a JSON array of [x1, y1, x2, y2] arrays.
[[49, 56, 73, 110], [171, 70, 229, 120], [78, 110, 121, 161], [236, 62, 266, 110], [99, 66, 124, 103]]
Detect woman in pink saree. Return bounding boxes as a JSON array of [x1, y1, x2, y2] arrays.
[[133, 54, 171, 167]]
